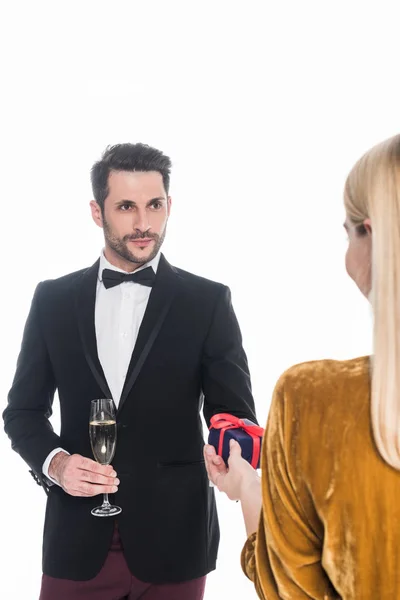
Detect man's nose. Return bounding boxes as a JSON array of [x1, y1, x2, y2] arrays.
[[132, 209, 150, 233]]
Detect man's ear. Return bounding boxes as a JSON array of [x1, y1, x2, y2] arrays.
[[90, 200, 103, 228]]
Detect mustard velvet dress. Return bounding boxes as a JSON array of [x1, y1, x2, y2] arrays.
[[241, 356, 400, 599]]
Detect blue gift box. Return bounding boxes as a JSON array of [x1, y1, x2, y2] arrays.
[[208, 413, 264, 469]]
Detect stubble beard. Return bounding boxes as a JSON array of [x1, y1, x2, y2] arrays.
[[103, 217, 167, 266]]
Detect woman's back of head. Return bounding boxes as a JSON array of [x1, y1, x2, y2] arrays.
[[345, 134, 400, 469]]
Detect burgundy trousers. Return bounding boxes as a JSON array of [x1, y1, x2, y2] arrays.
[[39, 526, 206, 600]]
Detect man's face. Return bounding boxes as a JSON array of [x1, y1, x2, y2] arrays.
[[91, 170, 171, 271]]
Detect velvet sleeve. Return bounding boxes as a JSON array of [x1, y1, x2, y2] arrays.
[[241, 374, 340, 599]]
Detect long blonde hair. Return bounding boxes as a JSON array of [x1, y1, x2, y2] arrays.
[[345, 134, 400, 469]]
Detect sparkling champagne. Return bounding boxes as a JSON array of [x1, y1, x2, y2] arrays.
[[89, 419, 116, 465]]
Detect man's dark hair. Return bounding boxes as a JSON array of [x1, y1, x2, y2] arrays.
[[91, 143, 172, 211]]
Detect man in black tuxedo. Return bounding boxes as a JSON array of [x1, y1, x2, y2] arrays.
[[3, 143, 257, 599]]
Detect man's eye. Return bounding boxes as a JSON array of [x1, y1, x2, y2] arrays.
[[152, 202, 162, 210], [120, 204, 132, 211]]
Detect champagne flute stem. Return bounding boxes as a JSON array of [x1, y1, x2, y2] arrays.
[[103, 493, 111, 508]]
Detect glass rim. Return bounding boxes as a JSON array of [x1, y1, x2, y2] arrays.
[[90, 398, 113, 403]]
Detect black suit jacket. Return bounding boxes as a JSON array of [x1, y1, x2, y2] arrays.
[[3, 254, 256, 583]]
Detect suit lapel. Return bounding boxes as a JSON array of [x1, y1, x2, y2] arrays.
[[75, 260, 112, 400], [118, 254, 180, 413]]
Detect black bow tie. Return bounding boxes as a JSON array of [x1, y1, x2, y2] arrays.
[[102, 267, 156, 290]]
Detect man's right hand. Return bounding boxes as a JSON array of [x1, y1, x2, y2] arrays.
[[48, 451, 119, 497]]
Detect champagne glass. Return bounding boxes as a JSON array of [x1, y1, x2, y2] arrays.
[[89, 399, 122, 517]]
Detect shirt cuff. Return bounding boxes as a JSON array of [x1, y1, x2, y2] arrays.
[[42, 447, 70, 487]]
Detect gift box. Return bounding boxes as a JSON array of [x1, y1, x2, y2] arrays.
[[208, 413, 264, 469]]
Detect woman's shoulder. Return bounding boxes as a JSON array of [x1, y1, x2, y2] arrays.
[[273, 355, 370, 406], [267, 357, 371, 455]]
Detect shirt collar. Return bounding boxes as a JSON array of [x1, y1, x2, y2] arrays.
[[98, 250, 161, 282]]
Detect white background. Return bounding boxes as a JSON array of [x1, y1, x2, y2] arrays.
[[1, 1, 398, 598]]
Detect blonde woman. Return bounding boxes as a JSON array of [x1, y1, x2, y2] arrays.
[[204, 133, 400, 599]]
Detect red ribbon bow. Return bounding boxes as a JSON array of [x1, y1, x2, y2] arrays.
[[209, 413, 264, 469]]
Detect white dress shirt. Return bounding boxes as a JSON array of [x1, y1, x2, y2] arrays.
[[42, 250, 161, 483]]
